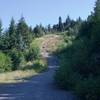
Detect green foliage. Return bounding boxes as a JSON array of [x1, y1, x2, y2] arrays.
[[0, 51, 12, 72], [0, 19, 3, 36], [9, 49, 23, 70], [0, 31, 10, 51], [58, 16, 64, 32], [94, 0, 100, 21], [0, 17, 41, 72], [55, 35, 100, 99], [33, 24, 45, 37], [25, 48, 39, 61], [24, 50, 33, 61], [8, 18, 17, 49], [30, 40, 40, 58], [16, 16, 32, 50], [33, 59, 47, 72], [30, 46, 40, 59], [55, 1, 100, 98], [75, 77, 100, 100], [24, 39, 40, 62], [55, 56, 81, 90]]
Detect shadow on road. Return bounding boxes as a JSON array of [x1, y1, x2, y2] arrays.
[[0, 55, 76, 100]]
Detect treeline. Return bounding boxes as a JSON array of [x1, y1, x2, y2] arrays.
[[0, 16, 80, 49], [0, 14, 82, 72], [52, 16, 83, 35], [55, 0, 100, 100], [0, 17, 46, 71], [33, 15, 83, 36], [0, 17, 32, 52]]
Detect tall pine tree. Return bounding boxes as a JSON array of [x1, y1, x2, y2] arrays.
[[91, 0, 100, 45], [0, 19, 3, 37], [16, 16, 31, 50], [58, 16, 63, 32], [94, 0, 100, 20], [8, 18, 17, 49]]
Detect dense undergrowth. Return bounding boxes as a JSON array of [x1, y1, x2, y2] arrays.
[[0, 38, 47, 83], [0, 0, 100, 97], [0, 38, 47, 73], [55, 35, 100, 100], [55, 0, 100, 99]]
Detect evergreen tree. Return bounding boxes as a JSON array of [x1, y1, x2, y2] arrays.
[[73, 17, 83, 36], [53, 24, 58, 32], [94, 0, 100, 20], [0, 30, 10, 51], [33, 24, 44, 37], [63, 15, 71, 30], [29, 26, 34, 39], [0, 20, 3, 51], [47, 24, 51, 32], [8, 18, 17, 49], [77, 17, 82, 24], [0, 19, 2, 36], [65, 16, 71, 26], [16, 16, 31, 50], [58, 16, 64, 32], [39, 24, 45, 35], [33, 25, 40, 37], [91, 0, 100, 45]]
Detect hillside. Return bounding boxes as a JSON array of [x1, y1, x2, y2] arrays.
[[0, 34, 65, 83], [32, 34, 65, 56]]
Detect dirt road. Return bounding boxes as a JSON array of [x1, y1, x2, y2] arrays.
[[0, 54, 76, 100]]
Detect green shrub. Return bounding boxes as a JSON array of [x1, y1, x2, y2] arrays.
[[31, 43, 40, 59], [18, 54, 27, 70], [25, 46, 40, 61], [9, 49, 23, 70], [25, 41, 40, 61], [0, 51, 12, 72], [55, 36, 100, 100], [24, 50, 33, 61], [75, 77, 100, 100], [33, 59, 47, 72]]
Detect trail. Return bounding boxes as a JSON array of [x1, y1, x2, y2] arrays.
[[0, 35, 76, 100], [0, 53, 76, 100]]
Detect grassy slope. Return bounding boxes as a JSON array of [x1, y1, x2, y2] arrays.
[[32, 34, 65, 53]]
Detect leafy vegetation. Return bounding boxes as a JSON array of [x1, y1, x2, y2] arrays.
[[32, 59, 47, 72], [0, 0, 100, 99], [0, 51, 12, 72], [55, 0, 100, 100]]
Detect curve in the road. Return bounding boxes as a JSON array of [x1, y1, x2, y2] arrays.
[[0, 55, 76, 100]]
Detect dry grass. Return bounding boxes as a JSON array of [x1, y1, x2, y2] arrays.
[[0, 59, 47, 83], [0, 70, 37, 83], [33, 34, 64, 53], [32, 34, 64, 55]]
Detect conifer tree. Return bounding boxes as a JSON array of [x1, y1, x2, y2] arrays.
[[58, 16, 63, 32], [92, 0, 100, 42], [0, 20, 3, 37], [94, 0, 100, 21], [8, 18, 17, 49], [16, 16, 31, 50]]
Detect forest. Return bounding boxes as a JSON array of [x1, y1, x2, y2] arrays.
[[0, 0, 100, 100]]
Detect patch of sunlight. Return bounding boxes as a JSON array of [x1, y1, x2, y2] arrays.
[[0, 70, 38, 83]]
